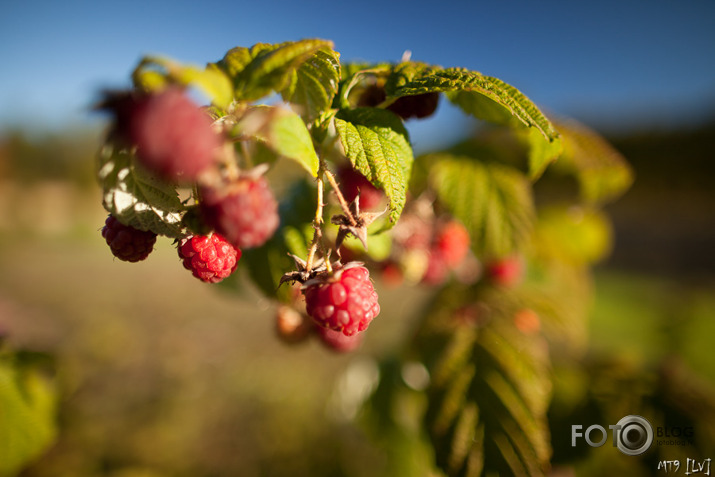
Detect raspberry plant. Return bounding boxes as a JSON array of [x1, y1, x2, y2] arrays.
[[95, 39, 633, 476]]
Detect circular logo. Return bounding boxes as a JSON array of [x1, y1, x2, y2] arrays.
[[615, 415, 653, 456]]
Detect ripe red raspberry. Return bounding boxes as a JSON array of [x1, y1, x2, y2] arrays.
[[106, 88, 220, 182], [101, 215, 157, 262], [199, 175, 279, 249], [487, 256, 523, 287], [303, 263, 380, 336], [337, 165, 384, 210], [433, 220, 470, 268], [316, 325, 363, 353], [178, 234, 240, 283], [387, 92, 440, 120]]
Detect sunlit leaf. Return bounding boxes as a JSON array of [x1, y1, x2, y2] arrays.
[[427, 154, 535, 258], [97, 144, 185, 238], [334, 108, 413, 226], [132, 56, 234, 109]]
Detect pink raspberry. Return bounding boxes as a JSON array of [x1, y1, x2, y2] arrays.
[[106, 88, 220, 182], [178, 234, 241, 283], [487, 256, 523, 287], [199, 175, 279, 249], [101, 215, 157, 262], [433, 220, 470, 268], [303, 264, 380, 336], [337, 165, 384, 210], [316, 326, 363, 353]]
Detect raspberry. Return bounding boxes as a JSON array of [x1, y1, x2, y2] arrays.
[[433, 220, 470, 268], [107, 88, 220, 182], [421, 252, 449, 285], [387, 92, 440, 120], [487, 256, 523, 287], [513, 309, 540, 334], [303, 263, 380, 336], [101, 215, 157, 262], [316, 325, 363, 353], [178, 234, 240, 283], [199, 175, 279, 249], [356, 84, 387, 108], [275, 305, 313, 345], [337, 165, 384, 210]]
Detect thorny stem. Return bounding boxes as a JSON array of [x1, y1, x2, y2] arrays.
[[305, 173, 325, 272], [324, 168, 357, 226]]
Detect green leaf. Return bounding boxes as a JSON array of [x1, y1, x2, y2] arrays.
[[97, 144, 185, 238], [415, 287, 552, 477], [524, 127, 563, 181], [235, 106, 320, 177], [281, 48, 340, 123], [132, 56, 233, 109], [554, 119, 634, 204], [534, 206, 612, 265], [384, 62, 559, 144], [219, 39, 334, 101], [428, 154, 535, 258], [334, 108, 414, 226], [0, 356, 57, 477]]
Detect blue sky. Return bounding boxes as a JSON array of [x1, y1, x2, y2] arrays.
[[1, 0, 714, 143]]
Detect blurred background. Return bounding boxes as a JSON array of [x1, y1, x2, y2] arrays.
[[1, 1, 714, 476]]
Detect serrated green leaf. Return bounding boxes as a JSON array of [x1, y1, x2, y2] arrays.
[[281, 48, 340, 123], [428, 154, 534, 258], [219, 39, 334, 101], [235, 106, 320, 176], [334, 108, 413, 226], [416, 288, 552, 477], [555, 119, 634, 204], [97, 145, 185, 238], [132, 56, 233, 109], [0, 357, 57, 477], [385, 62, 559, 144]]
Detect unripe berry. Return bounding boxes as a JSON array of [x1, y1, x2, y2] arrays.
[[275, 305, 313, 344], [513, 308, 540, 334], [303, 263, 380, 336], [337, 165, 384, 210], [199, 175, 279, 249], [101, 215, 157, 262], [177, 234, 240, 283]]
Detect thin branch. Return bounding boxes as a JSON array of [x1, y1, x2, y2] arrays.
[[324, 168, 357, 226]]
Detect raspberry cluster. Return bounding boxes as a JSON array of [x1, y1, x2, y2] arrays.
[[101, 215, 157, 262], [178, 234, 241, 283], [99, 87, 280, 285], [303, 264, 380, 337]]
